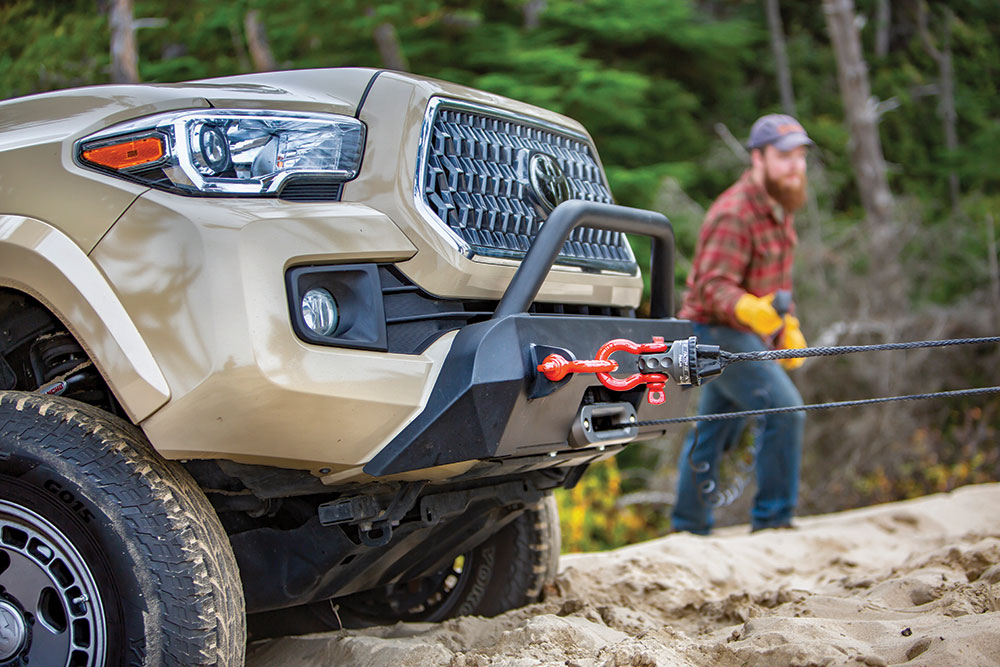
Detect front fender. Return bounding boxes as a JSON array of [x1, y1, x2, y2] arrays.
[[0, 215, 170, 421]]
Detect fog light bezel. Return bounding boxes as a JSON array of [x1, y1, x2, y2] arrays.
[[286, 264, 387, 351]]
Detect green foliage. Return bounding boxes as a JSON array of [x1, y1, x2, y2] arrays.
[[2, 0, 998, 230], [554, 458, 668, 553], [854, 400, 1000, 504], [0, 1, 108, 99]]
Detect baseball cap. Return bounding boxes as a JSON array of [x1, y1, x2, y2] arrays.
[[747, 114, 813, 151]]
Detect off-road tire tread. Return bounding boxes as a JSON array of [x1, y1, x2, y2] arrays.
[[474, 493, 560, 617], [0, 391, 246, 666]]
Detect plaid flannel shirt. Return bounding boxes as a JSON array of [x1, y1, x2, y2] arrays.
[[678, 170, 797, 330]]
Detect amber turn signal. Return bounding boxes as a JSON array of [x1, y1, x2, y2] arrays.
[[82, 136, 164, 170]]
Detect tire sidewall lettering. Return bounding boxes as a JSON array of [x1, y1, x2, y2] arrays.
[[1, 392, 243, 665], [455, 543, 495, 618], [1, 448, 145, 664], [40, 478, 96, 524]]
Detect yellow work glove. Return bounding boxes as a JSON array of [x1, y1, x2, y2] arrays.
[[734, 293, 783, 338], [777, 315, 806, 370]]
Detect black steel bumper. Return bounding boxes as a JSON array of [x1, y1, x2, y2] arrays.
[[364, 201, 694, 477]]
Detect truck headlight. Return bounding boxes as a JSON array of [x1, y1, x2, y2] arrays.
[[77, 110, 365, 197], [196, 124, 232, 175]]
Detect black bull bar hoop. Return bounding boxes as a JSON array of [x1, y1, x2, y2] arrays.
[[364, 201, 693, 477]]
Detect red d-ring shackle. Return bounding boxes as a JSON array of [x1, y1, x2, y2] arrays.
[[594, 336, 670, 404], [536, 336, 672, 405]]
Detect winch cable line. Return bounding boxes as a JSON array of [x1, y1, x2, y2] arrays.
[[643, 334, 1000, 510], [634, 335, 1000, 428], [637, 385, 1000, 428], [721, 336, 1000, 365]]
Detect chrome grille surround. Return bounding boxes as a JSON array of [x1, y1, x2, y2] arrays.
[[415, 98, 637, 273]]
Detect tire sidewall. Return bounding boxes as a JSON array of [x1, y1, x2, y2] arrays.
[[445, 540, 496, 620], [335, 494, 559, 627], [472, 493, 559, 618], [1, 446, 149, 665]]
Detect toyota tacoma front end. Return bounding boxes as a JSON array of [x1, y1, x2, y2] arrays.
[[0, 68, 692, 666]]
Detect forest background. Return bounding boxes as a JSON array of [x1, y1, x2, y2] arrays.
[[2, 0, 998, 551]]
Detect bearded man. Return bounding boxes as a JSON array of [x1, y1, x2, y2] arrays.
[[671, 114, 812, 535]]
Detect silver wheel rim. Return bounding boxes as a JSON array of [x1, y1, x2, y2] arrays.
[[0, 499, 106, 667]]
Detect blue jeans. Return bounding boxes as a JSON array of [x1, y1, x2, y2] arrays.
[[671, 323, 805, 534]]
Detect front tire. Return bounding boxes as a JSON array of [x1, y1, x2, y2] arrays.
[[0, 391, 245, 666]]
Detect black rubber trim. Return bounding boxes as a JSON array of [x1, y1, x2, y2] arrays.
[[354, 70, 387, 119]]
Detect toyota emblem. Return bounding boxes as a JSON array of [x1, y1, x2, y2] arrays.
[[528, 152, 572, 213], [0, 601, 27, 661]]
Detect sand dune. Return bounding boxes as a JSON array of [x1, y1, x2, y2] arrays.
[[247, 483, 1000, 666]]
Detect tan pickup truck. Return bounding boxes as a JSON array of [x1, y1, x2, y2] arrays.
[[0, 68, 693, 666]]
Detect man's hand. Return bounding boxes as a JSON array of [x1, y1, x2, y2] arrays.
[[734, 293, 783, 337], [777, 315, 806, 370]]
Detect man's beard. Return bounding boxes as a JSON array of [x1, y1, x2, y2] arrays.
[[764, 170, 807, 212]]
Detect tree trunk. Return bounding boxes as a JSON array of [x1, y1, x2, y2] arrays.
[[714, 122, 750, 162], [822, 0, 894, 232], [874, 0, 890, 58], [765, 0, 796, 116], [244, 10, 277, 72], [988, 214, 1000, 332], [523, 0, 547, 31], [372, 22, 409, 71], [764, 0, 822, 248], [109, 0, 139, 83], [365, 7, 409, 72], [918, 3, 960, 217]]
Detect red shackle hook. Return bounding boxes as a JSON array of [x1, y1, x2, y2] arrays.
[[594, 337, 670, 405]]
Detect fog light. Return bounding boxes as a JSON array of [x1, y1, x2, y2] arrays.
[[301, 288, 339, 337]]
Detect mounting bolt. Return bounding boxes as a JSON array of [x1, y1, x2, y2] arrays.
[[583, 419, 591, 430]]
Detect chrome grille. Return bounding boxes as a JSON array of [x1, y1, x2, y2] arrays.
[[417, 100, 636, 272]]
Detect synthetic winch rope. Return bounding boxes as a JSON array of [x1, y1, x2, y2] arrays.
[[635, 335, 1000, 428], [636, 385, 1000, 428], [671, 335, 1000, 510], [719, 336, 1000, 365]]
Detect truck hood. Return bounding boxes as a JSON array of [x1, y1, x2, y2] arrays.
[[0, 68, 380, 145]]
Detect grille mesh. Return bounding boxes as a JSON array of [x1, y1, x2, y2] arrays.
[[419, 105, 635, 272], [279, 181, 343, 201]]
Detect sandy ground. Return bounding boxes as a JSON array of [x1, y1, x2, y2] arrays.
[[247, 483, 1000, 666]]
